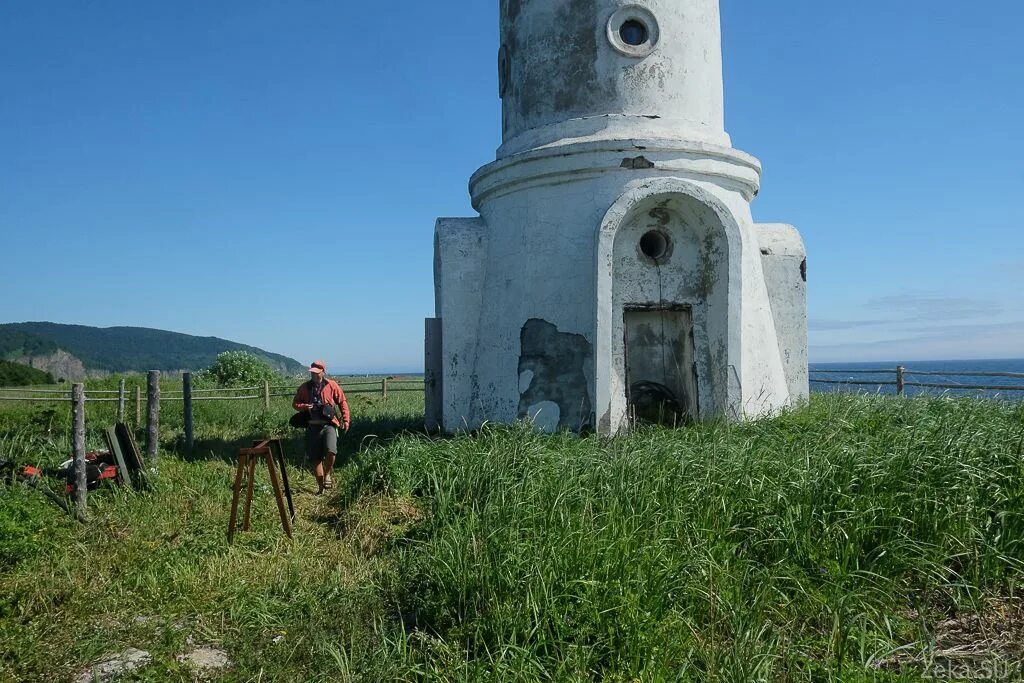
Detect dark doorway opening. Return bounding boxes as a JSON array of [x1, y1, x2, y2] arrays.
[[624, 307, 699, 426]]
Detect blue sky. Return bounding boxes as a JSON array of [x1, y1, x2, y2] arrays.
[[1, 1, 1022, 372]]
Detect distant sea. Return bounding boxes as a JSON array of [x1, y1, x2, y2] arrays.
[[360, 361, 1024, 401], [810, 359, 1024, 400]]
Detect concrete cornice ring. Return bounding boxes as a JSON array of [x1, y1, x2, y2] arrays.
[[470, 139, 762, 209]]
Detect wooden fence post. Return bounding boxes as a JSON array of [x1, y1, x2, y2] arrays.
[[117, 378, 126, 422], [146, 371, 160, 462], [135, 386, 141, 425], [382, 377, 388, 404], [183, 372, 194, 453], [263, 380, 271, 410], [72, 383, 87, 518], [896, 366, 906, 397]]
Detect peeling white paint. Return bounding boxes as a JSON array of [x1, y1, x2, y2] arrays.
[[518, 370, 535, 394], [527, 401, 562, 433]]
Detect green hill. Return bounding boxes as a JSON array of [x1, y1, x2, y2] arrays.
[[0, 329, 58, 360], [0, 322, 304, 375], [0, 359, 54, 386]]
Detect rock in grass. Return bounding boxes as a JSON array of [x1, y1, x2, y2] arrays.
[[74, 648, 151, 682], [176, 646, 230, 674]]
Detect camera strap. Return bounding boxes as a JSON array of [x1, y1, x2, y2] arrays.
[[309, 380, 324, 409]]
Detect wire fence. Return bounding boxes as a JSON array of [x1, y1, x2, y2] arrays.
[[0, 377, 425, 404], [6, 367, 1023, 405], [811, 366, 1024, 397], [1, 373, 428, 490]]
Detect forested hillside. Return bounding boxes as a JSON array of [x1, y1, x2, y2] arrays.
[[0, 329, 58, 360], [0, 322, 303, 375]]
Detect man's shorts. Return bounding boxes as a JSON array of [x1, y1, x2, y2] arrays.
[[305, 424, 338, 461]]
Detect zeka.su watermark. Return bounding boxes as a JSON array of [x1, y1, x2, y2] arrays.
[[924, 656, 1021, 681]]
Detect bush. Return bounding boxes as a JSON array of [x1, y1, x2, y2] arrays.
[[197, 351, 281, 387], [0, 487, 65, 571], [0, 360, 54, 387]]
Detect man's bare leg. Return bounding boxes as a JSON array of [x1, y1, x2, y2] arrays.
[[313, 460, 326, 494], [324, 453, 336, 488]]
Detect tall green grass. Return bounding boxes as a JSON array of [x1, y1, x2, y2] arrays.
[[0, 381, 424, 682], [1, 392, 1022, 681], [357, 395, 1024, 680]]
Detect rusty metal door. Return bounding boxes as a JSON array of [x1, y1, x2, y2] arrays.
[[624, 307, 698, 426]]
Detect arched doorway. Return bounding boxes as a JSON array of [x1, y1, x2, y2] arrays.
[[595, 179, 743, 433]]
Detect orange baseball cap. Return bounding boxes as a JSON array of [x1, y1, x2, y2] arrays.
[[309, 360, 326, 374]]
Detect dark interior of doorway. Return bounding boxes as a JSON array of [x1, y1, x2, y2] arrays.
[[624, 306, 699, 427]]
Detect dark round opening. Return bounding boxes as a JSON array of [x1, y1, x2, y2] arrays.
[[619, 19, 649, 47], [640, 230, 669, 261]]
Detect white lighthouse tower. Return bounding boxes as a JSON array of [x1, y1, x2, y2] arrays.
[[426, 0, 808, 434]]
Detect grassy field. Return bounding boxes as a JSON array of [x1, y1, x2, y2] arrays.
[[1, 382, 1022, 681]]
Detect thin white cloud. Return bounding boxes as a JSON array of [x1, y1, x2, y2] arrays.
[[810, 318, 899, 332], [811, 320, 1024, 363], [811, 292, 1004, 335], [864, 294, 1002, 320], [809, 290, 1023, 362]]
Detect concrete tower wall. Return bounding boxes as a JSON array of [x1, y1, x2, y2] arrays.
[[499, 0, 730, 156], [428, 0, 809, 434]]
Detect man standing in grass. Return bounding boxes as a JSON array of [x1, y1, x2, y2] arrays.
[[293, 360, 350, 495]]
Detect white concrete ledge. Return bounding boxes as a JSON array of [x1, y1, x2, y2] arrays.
[[470, 138, 762, 209]]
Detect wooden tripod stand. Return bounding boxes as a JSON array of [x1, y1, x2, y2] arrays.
[[227, 439, 294, 542]]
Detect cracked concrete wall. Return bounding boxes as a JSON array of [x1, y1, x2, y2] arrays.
[[436, 169, 794, 433], [499, 0, 729, 156], [704, 183, 794, 420], [594, 176, 792, 432], [434, 218, 487, 431], [517, 319, 593, 430], [610, 192, 730, 423], [427, 0, 807, 434], [432, 172, 801, 433], [758, 224, 809, 404], [464, 179, 607, 429]]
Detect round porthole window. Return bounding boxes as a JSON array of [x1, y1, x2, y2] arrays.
[[607, 6, 659, 58], [620, 20, 648, 47], [639, 230, 672, 263]]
